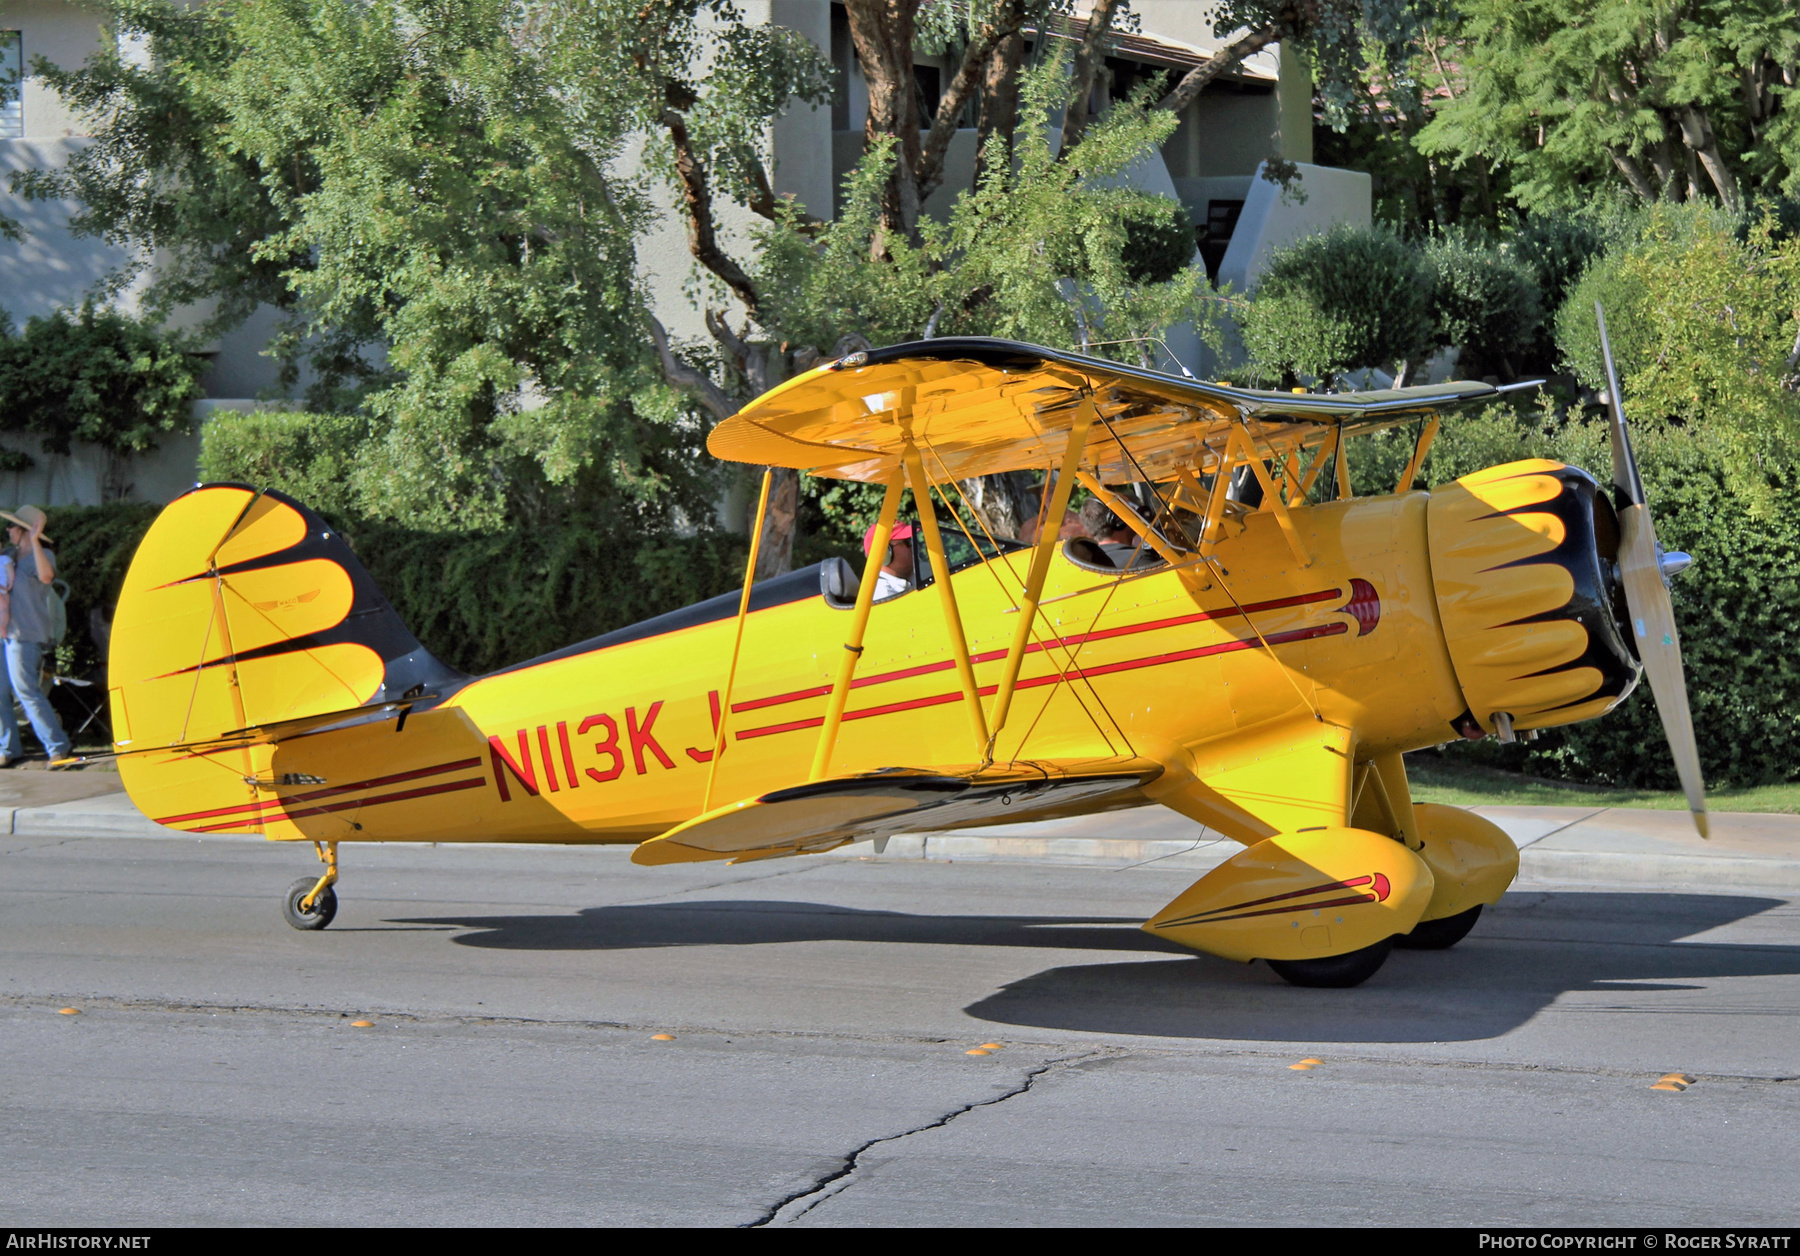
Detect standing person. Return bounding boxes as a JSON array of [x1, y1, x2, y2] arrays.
[[0, 506, 69, 766]]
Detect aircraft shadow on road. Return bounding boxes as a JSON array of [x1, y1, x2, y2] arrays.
[[396, 899, 1185, 955], [969, 890, 1800, 1042], [397, 890, 1797, 1043]]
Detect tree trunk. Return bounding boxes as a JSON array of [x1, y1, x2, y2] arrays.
[[755, 467, 800, 579], [841, 0, 924, 247], [1060, 0, 1121, 152], [1158, 23, 1282, 116], [917, 0, 1027, 202], [1608, 147, 1658, 204], [973, 26, 1023, 189], [956, 471, 1036, 541], [1677, 105, 1742, 213]]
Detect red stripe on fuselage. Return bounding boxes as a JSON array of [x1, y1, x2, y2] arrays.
[[728, 587, 1344, 716], [155, 757, 483, 826], [732, 621, 1346, 741], [185, 776, 487, 833]]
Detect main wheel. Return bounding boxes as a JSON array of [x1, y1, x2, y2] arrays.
[[1397, 904, 1483, 950], [1267, 936, 1395, 988], [283, 877, 337, 931]]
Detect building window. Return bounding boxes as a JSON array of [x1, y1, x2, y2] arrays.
[[0, 33, 20, 139]]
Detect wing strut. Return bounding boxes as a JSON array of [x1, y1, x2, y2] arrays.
[[1394, 416, 1440, 494], [704, 468, 773, 810], [902, 431, 990, 757], [809, 469, 905, 781], [986, 392, 1096, 750]]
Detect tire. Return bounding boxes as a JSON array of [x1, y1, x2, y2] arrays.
[[283, 877, 337, 931], [1267, 936, 1395, 988], [1397, 904, 1483, 951]]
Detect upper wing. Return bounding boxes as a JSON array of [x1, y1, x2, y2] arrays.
[[708, 337, 1499, 483], [632, 758, 1161, 866]]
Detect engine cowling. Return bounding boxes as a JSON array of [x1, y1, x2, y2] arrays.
[[1427, 459, 1640, 735]]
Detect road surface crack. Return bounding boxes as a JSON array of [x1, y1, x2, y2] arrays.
[[746, 1051, 1093, 1227]]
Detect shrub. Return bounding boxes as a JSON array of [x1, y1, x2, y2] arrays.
[[1240, 224, 1437, 385], [0, 303, 205, 473], [1424, 232, 1542, 379]]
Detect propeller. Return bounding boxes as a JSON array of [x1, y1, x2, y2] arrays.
[[1596, 302, 1708, 837]]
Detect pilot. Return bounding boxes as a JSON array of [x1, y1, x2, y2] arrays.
[[864, 520, 917, 600]]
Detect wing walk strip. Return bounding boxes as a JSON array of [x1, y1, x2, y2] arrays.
[[730, 587, 1346, 717], [156, 757, 484, 829], [736, 620, 1347, 741]]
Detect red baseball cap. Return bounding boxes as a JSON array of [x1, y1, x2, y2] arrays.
[[864, 520, 915, 554]]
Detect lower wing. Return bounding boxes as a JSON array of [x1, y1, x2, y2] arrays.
[[632, 759, 1161, 866]]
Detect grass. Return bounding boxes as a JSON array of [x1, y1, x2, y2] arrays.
[[1404, 754, 1800, 815]]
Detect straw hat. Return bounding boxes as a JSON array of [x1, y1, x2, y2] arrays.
[[0, 504, 51, 543]]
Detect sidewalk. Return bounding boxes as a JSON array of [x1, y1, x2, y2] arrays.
[[8, 768, 1799, 892]]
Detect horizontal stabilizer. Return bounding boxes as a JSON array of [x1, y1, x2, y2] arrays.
[[71, 694, 434, 766], [633, 761, 1158, 866]]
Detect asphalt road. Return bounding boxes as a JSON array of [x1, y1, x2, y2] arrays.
[[3, 833, 1797, 1227]]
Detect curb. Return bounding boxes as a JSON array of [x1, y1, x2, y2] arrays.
[[12, 793, 1800, 894], [1516, 846, 1800, 893], [10, 803, 174, 838]]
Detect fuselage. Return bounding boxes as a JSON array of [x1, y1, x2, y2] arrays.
[[221, 490, 1465, 844]]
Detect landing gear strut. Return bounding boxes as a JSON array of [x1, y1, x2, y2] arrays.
[[283, 841, 338, 931]]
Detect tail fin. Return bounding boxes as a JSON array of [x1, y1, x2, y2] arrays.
[[110, 484, 461, 831]]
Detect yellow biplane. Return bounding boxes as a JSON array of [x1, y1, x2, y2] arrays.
[[101, 310, 1703, 986]]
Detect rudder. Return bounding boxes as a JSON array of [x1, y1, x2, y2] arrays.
[[110, 485, 460, 832]]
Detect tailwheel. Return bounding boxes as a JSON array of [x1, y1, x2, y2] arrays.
[[1266, 936, 1395, 988], [283, 841, 339, 931], [1397, 904, 1483, 950]]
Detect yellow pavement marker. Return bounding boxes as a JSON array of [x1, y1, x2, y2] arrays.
[[1650, 1073, 1695, 1092], [651, 1033, 676, 1041], [350, 1020, 374, 1028], [57, 1008, 80, 1016], [1289, 1058, 1323, 1071], [965, 1048, 992, 1056], [979, 1043, 1004, 1050]]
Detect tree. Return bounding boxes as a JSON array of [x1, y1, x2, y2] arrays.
[[1553, 203, 1800, 505], [1416, 0, 1800, 212], [18, 0, 826, 538]]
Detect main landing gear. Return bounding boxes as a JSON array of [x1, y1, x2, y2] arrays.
[[1267, 937, 1397, 988], [1264, 906, 1485, 987], [1396, 904, 1483, 950], [283, 841, 339, 930]]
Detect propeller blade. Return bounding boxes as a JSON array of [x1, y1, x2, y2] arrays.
[[1597, 302, 1708, 838], [1595, 302, 1647, 508]]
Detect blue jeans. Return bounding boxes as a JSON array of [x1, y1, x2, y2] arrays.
[[0, 639, 69, 761]]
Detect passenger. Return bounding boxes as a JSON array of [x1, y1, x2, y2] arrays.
[[864, 520, 917, 600], [1080, 497, 1142, 568]]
